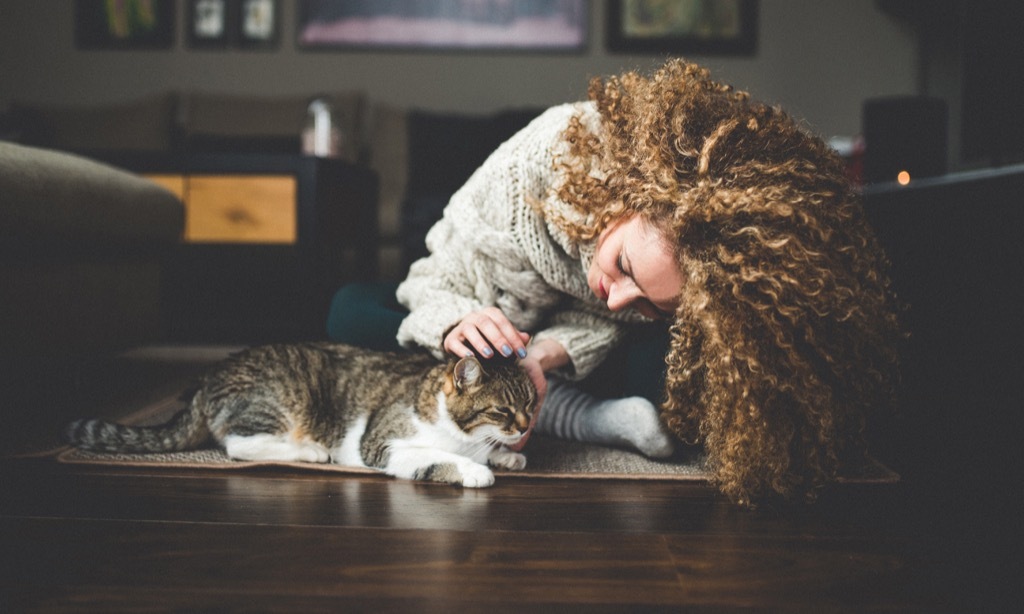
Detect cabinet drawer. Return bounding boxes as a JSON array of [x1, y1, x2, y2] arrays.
[[185, 175, 297, 244]]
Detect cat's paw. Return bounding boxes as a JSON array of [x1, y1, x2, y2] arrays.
[[489, 448, 527, 471], [458, 462, 496, 488], [296, 444, 330, 463], [409, 460, 495, 487]]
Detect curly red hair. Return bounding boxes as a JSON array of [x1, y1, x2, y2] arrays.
[[554, 60, 901, 504]]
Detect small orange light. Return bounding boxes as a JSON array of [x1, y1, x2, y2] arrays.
[[897, 171, 911, 185]]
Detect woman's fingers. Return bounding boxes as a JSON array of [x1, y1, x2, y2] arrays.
[[474, 310, 523, 357], [460, 320, 497, 357], [445, 308, 529, 359], [444, 335, 475, 358]]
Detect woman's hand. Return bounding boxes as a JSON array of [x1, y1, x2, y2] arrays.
[[510, 338, 570, 450], [444, 307, 531, 360], [509, 355, 547, 451]]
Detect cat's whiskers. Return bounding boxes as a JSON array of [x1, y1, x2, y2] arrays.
[[461, 435, 498, 460]]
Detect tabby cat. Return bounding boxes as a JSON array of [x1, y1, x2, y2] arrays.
[[65, 343, 537, 488]]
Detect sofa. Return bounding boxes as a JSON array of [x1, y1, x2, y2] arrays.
[[1, 91, 543, 283], [0, 141, 184, 377]]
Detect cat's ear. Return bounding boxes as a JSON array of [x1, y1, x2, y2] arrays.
[[453, 357, 483, 391]]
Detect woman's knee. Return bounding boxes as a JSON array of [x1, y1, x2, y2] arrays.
[[326, 282, 405, 351]]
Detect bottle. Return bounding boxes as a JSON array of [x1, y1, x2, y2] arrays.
[[303, 97, 341, 158]]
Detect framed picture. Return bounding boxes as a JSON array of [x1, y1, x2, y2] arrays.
[[238, 0, 280, 48], [75, 0, 175, 50], [296, 0, 588, 53], [606, 0, 757, 56], [188, 0, 231, 47], [188, 0, 279, 49]]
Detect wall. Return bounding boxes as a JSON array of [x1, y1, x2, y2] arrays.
[[0, 1, 917, 140]]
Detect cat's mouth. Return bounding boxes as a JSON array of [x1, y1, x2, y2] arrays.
[[473, 427, 525, 447]]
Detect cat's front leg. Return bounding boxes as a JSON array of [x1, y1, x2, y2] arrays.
[[385, 447, 496, 488], [488, 446, 527, 471]]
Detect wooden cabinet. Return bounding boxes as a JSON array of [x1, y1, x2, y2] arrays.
[[179, 175, 298, 244], [99, 153, 378, 342], [147, 174, 299, 244]]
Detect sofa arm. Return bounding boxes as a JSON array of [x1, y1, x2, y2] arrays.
[[0, 142, 184, 253], [1, 142, 186, 369]]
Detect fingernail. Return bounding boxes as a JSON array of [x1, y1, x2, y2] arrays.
[[481, 347, 493, 357], [517, 348, 528, 359], [501, 344, 513, 357]]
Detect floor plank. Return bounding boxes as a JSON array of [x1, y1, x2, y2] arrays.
[[5, 516, 688, 610], [1, 457, 973, 611], [2, 460, 905, 537]]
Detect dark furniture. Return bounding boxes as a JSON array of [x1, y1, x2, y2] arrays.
[[398, 107, 543, 274], [862, 165, 1024, 511], [96, 152, 379, 342]]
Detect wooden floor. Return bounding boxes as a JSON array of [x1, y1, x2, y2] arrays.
[[0, 350, 1012, 612]]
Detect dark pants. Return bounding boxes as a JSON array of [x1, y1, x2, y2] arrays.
[[326, 282, 669, 403]]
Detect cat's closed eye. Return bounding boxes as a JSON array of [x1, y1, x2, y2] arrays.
[[484, 407, 513, 422]]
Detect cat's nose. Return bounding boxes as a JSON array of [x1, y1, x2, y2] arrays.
[[514, 412, 530, 433]]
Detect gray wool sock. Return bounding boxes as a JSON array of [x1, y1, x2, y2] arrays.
[[536, 378, 675, 458]]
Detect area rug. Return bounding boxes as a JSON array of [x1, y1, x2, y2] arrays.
[[53, 391, 899, 483]]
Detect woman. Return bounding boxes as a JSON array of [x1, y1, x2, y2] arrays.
[[332, 59, 901, 504]]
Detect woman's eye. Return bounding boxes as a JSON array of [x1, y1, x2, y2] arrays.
[[616, 254, 626, 274]]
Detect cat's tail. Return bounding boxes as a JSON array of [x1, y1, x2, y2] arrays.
[[64, 404, 209, 453]]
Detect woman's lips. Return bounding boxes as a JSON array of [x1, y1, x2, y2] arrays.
[[597, 278, 609, 301]]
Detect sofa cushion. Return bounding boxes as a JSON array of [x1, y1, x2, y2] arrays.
[[0, 142, 184, 254], [182, 91, 366, 161], [9, 93, 177, 152]]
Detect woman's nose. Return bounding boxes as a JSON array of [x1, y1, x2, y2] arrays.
[[606, 281, 639, 312]]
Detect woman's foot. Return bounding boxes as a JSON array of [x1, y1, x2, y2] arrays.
[[537, 379, 675, 458]]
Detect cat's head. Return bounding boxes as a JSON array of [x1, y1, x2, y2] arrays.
[[441, 355, 537, 446]]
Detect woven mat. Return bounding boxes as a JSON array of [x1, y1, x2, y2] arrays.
[[52, 391, 898, 483]]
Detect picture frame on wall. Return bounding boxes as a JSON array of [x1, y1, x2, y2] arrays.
[[75, 0, 176, 50], [238, 0, 280, 48], [296, 0, 588, 53], [187, 0, 279, 49], [188, 0, 231, 47], [606, 0, 758, 56]]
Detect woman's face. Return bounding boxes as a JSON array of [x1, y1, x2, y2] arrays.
[[587, 215, 682, 320]]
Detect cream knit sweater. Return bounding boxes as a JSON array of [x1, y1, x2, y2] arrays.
[[395, 102, 647, 380]]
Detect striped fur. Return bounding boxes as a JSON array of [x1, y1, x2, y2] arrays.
[[65, 343, 536, 487]]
